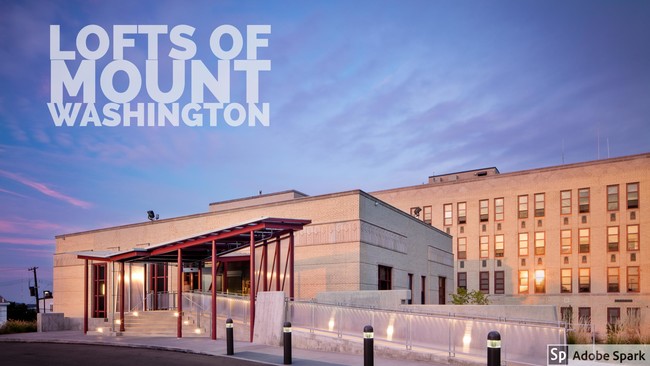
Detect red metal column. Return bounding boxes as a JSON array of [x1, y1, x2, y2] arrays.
[[84, 259, 88, 334], [289, 232, 295, 300], [262, 240, 268, 292], [211, 240, 217, 340], [143, 264, 147, 311], [275, 237, 281, 291], [119, 262, 125, 332], [249, 231, 255, 342], [223, 262, 228, 293], [198, 265, 203, 292], [177, 249, 183, 338]]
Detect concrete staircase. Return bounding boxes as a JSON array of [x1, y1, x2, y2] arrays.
[[122, 311, 208, 337]]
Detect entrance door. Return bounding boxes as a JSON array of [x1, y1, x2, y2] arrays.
[[438, 277, 446, 304], [148, 263, 168, 310]]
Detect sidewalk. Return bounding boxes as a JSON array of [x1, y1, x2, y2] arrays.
[[0, 331, 450, 366]]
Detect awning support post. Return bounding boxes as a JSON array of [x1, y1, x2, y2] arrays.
[[249, 230, 255, 342], [211, 240, 217, 340], [84, 259, 88, 334], [177, 248, 183, 338]]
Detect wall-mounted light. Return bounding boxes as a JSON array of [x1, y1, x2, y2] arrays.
[[147, 210, 159, 221]]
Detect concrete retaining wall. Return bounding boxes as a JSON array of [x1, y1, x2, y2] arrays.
[[316, 290, 411, 309]]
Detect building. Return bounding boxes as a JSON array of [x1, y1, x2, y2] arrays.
[[372, 153, 649, 336], [53, 190, 453, 333], [0, 295, 8, 327]]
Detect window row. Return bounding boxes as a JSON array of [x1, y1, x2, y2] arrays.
[[456, 225, 640, 259], [561, 307, 641, 330], [520, 267, 640, 294], [457, 271, 505, 294], [439, 183, 639, 225]]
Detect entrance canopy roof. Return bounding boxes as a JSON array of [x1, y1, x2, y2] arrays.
[[76, 217, 311, 264]]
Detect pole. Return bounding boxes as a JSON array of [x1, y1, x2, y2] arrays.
[[83, 260, 88, 334], [28, 267, 39, 313], [487, 331, 501, 366], [283, 322, 292, 364], [211, 240, 217, 340], [226, 318, 234, 355], [364, 325, 374, 366]]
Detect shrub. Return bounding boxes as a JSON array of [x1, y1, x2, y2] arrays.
[[0, 320, 37, 334]]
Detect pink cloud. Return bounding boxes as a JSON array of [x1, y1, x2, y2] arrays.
[[0, 236, 54, 246], [0, 169, 92, 209], [0, 187, 28, 198]]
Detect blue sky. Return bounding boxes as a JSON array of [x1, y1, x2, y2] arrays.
[[1, 0, 649, 303]]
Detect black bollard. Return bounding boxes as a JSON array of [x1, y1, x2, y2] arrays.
[[226, 318, 234, 355], [487, 331, 501, 366], [283, 322, 292, 365], [363, 325, 374, 366]]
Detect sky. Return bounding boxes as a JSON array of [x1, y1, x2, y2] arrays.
[[0, 0, 649, 304]]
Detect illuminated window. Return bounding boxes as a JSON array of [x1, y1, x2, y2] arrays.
[[494, 198, 504, 221], [457, 202, 467, 224], [378, 265, 392, 290], [479, 271, 489, 293], [479, 200, 489, 222], [627, 183, 639, 209], [480, 236, 489, 258], [607, 185, 619, 211], [494, 234, 504, 257], [561, 230, 572, 254], [579, 228, 590, 253], [494, 271, 505, 294], [627, 267, 639, 292], [518, 270, 529, 293], [534, 193, 545, 217], [518, 195, 528, 219], [457, 272, 467, 290], [535, 232, 545, 255], [608, 226, 619, 252], [519, 233, 529, 256], [92, 263, 107, 318], [561, 268, 572, 293], [627, 225, 639, 251], [561, 190, 571, 215], [534, 269, 545, 293], [607, 267, 619, 293], [443, 204, 453, 226], [578, 188, 590, 213], [457, 237, 467, 260], [423, 206, 432, 225], [579, 268, 590, 293]]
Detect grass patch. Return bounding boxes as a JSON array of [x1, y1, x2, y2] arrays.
[[0, 320, 37, 334]]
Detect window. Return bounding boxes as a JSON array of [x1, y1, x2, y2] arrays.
[[627, 183, 639, 209], [479, 271, 489, 293], [561, 269, 572, 293], [534, 269, 545, 293], [627, 225, 639, 251], [479, 200, 489, 222], [378, 265, 392, 290], [607, 185, 619, 211], [608, 267, 619, 293], [519, 233, 529, 256], [494, 271, 505, 294], [561, 230, 572, 254], [480, 236, 489, 258], [607, 308, 621, 327], [627, 308, 641, 331], [579, 268, 590, 293], [408, 274, 413, 304], [457, 202, 467, 224], [608, 226, 619, 252], [561, 190, 571, 214], [457, 237, 467, 260], [148, 263, 169, 310], [578, 188, 590, 213], [518, 270, 529, 293], [92, 263, 107, 318], [535, 232, 545, 255], [579, 228, 590, 253], [578, 307, 591, 331], [494, 234, 504, 257], [518, 195, 528, 219], [457, 272, 467, 290], [561, 307, 573, 327], [443, 204, 453, 226], [627, 267, 639, 292], [494, 198, 504, 221], [423, 206, 432, 225], [534, 193, 545, 217]]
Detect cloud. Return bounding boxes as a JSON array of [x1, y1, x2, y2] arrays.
[[0, 187, 28, 199], [0, 169, 92, 209], [0, 236, 54, 246]]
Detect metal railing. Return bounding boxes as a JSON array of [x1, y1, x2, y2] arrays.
[[288, 301, 566, 365]]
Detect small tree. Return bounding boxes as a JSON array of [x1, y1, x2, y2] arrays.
[[451, 288, 490, 305]]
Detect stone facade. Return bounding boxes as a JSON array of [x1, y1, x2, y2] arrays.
[[372, 153, 650, 336]]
